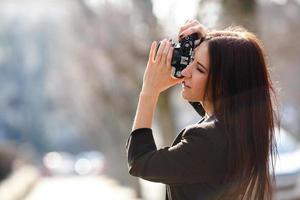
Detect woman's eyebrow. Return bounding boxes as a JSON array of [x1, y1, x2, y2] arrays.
[[196, 61, 208, 72]]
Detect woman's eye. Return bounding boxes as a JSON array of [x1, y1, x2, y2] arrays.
[[197, 67, 204, 73]]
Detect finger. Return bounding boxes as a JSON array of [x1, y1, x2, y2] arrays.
[[178, 20, 199, 40], [148, 41, 157, 63], [171, 75, 184, 82], [155, 39, 167, 63], [179, 20, 198, 34], [161, 41, 171, 65], [178, 20, 192, 41], [166, 46, 173, 67], [179, 24, 207, 39], [184, 19, 192, 24]]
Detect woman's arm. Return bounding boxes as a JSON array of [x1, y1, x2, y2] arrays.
[[132, 19, 208, 131], [126, 126, 227, 185], [131, 39, 181, 131], [131, 92, 159, 131], [128, 20, 214, 185]]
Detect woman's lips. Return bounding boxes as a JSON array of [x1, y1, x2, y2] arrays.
[[182, 81, 191, 88]]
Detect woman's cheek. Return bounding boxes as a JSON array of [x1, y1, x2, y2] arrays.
[[195, 79, 207, 100]]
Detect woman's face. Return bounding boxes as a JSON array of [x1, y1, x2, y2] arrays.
[[181, 41, 210, 102]]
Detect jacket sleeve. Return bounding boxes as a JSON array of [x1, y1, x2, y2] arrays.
[[125, 126, 226, 185]]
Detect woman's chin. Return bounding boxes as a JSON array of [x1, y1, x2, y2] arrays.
[[181, 91, 201, 102], [181, 91, 191, 101]]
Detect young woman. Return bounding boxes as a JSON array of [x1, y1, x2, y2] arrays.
[[126, 19, 278, 200]]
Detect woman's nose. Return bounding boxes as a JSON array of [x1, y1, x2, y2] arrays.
[[181, 64, 192, 78]]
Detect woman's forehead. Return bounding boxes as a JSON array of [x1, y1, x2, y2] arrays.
[[195, 41, 208, 54], [195, 42, 209, 67]]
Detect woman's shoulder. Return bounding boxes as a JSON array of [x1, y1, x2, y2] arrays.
[[184, 116, 222, 134], [182, 118, 226, 146], [180, 118, 228, 171]]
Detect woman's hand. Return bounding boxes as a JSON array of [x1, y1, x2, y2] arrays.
[[177, 19, 208, 41], [141, 39, 182, 96]]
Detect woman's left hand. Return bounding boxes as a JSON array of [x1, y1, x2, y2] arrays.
[[178, 19, 208, 41], [141, 39, 182, 96]]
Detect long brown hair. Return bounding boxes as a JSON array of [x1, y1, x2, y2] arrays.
[[203, 27, 278, 199]]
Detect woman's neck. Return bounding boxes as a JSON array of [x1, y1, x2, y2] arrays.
[[201, 101, 214, 117]]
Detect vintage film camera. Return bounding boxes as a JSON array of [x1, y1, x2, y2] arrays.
[[156, 33, 203, 78]]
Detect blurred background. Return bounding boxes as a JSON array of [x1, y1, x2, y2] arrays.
[[0, 0, 300, 199]]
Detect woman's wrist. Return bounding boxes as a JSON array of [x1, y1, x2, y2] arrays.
[[140, 88, 160, 99]]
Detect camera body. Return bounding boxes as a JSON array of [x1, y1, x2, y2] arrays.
[[156, 33, 202, 78]]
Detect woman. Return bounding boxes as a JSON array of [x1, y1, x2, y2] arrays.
[[126, 19, 278, 200]]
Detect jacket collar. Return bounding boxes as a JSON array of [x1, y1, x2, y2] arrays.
[[189, 101, 205, 117]]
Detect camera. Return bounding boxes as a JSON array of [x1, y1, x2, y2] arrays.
[[156, 33, 203, 78]]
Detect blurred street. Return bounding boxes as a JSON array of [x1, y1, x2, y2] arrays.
[[0, 165, 140, 200], [24, 176, 140, 200]]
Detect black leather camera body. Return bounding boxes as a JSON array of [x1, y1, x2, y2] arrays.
[[156, 33, 202, 78]]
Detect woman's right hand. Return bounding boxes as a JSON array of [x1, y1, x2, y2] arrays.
[[177, 19, 209, 41]]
